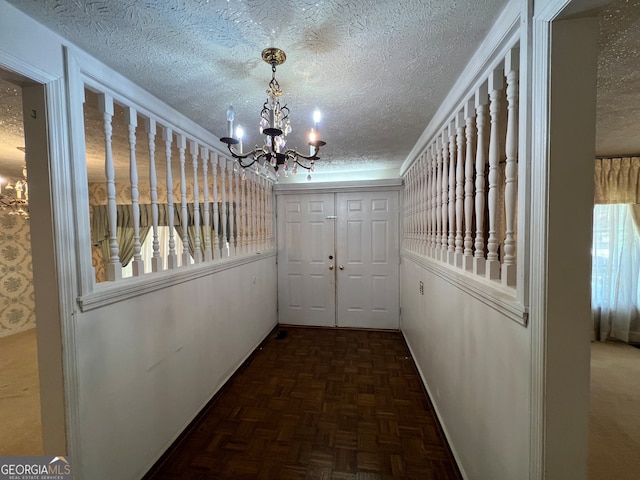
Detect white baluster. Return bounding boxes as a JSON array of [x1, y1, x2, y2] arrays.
[[146, 118, 162, 273], [268, 181, 274, 248], [420, 156, 426, 253], [227, 159, 236, 256], [447, 122, 456, 264], [162, 126, 178, 269], [202, 147, 212, 262], [259, 176, 266, 251], [234, 161, 242, 254], [177, 134, 191, 266], [431, 143, 438, 256], [124, 107, 144, 276], [435, 138, 442, 259], [421, 155, 428, 255], [486, 68, 504, 280], [98, 94, 121, 281], [220, 158, 228, 257], [242, 171, 249, 253], [247, 171, 255, 252], [407, 167, 414, 250], [211, 154, 221, 259], [441, 131, 449, 260], [463, 99, 476, 271], [473, 83, 488, 276], [189, 140, 202, 263], [454, 112, 465, 267], [502, 48, 519, 287]]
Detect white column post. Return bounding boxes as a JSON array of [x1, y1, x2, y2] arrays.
[[124, 106, 144, 276], [454, 111, 465, 267], [441, 130, 449, 260], [227, 158, 236, 256], [219, 158, 228, 257], [189, 140, 202, 263]]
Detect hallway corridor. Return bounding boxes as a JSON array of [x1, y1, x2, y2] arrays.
[[145, 326, 461, 480]]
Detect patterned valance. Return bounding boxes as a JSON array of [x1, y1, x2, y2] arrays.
[[594, 156, 640, 204]]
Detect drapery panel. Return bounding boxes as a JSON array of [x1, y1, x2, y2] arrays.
[[592, 156, 640, 344]]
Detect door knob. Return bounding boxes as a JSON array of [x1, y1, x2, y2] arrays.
[[329, 265, 334, 270], [339, 265, 344, 270]]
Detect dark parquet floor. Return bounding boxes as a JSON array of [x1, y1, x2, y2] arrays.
[[145, 326, 462, 480]]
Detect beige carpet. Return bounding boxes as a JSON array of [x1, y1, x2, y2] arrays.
[[0, 328, 43, 455], [589, 341, 640, 479]]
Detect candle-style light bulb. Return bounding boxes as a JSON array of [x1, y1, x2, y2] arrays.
[[227, 106, 235, 138], [313, 109, 321, 126], [309, 129, 317, 156], [235, 125, 244, 154]]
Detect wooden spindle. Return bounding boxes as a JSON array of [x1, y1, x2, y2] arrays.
[[212, 154, 221, 259], [177, 134, 191, 266], [98, 94, 121, 281], [441, 131, 449, 260], [431, 143, 438, 256], [463, 99, 476, 271], [435, 138, 442, 259], [473, 83, 488, 275], [486, 68, 504, 280], [146, 118, 162, 273], [162, 126, 178, 269], [202, 147, 212, 262], [447, 122, 456, 264], [220, 158, 228, 257], [227, 159, 236, 256], [189, 140, 202, 263], [502, 48, 520, 287], [125, 106, 144, 276], [454, 112, 465, 267]]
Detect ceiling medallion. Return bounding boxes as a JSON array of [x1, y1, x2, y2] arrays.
[[220, 48, 326, 181]]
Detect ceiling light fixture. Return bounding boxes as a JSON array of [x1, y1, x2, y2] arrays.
[[0, 147, 29, 219], [220, 48, 326, 181]]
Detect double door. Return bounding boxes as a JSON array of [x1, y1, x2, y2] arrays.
[[276, 190, 399, 329]]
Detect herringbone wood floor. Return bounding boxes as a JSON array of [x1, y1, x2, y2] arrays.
[[145, 326, 461, 480]]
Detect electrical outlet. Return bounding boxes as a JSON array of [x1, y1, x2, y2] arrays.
[[419, 281, 424, 295]]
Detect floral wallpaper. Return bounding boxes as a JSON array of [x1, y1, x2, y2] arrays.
[[0, 213, 34, 337]]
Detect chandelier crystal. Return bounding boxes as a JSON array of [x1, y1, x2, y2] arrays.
[[220, 48, 326, 181], [0, 147, 29, 219]]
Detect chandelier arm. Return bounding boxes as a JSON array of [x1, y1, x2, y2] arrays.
[[225, 143, 262, 168]]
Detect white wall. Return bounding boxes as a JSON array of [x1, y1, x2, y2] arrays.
[[75, 255, 277, 479], [401, 257, 530, 480]]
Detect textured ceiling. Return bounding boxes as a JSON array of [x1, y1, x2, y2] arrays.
[[0, 0, 639, 185]]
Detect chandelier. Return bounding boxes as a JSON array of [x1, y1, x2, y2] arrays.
[[220, 48, 326, 181], [0, 147, 29, 219]]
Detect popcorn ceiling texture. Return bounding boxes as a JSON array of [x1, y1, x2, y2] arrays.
[[2, 0, 508, 178], [0, 0, 639, 180]]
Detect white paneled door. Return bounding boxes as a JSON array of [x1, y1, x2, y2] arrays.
[[277, 191, 399, 329]]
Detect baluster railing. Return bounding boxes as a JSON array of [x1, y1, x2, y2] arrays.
[[162, 126, 178, 269], [473, 83, 488, 276], [189, 140, 202, 263], [125, 106, 144, 276], [227, 159, 236, 256], [463, 99, 476, 271], [486, 68, 504, 280], [441, 131, 449, 260], [98, 93, 122, 281], [234, 161, 242, 254], [202, 146, 212, 262], [146, 118, 162, 273], [502, 48, 519, 286], [447, 122, 456, 263], [177, 134, 191, 266], [212, 154, 221, 259], [220, 158, 228, 257], [430, 143, 438, 256], [454, 112, 465, 267]]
